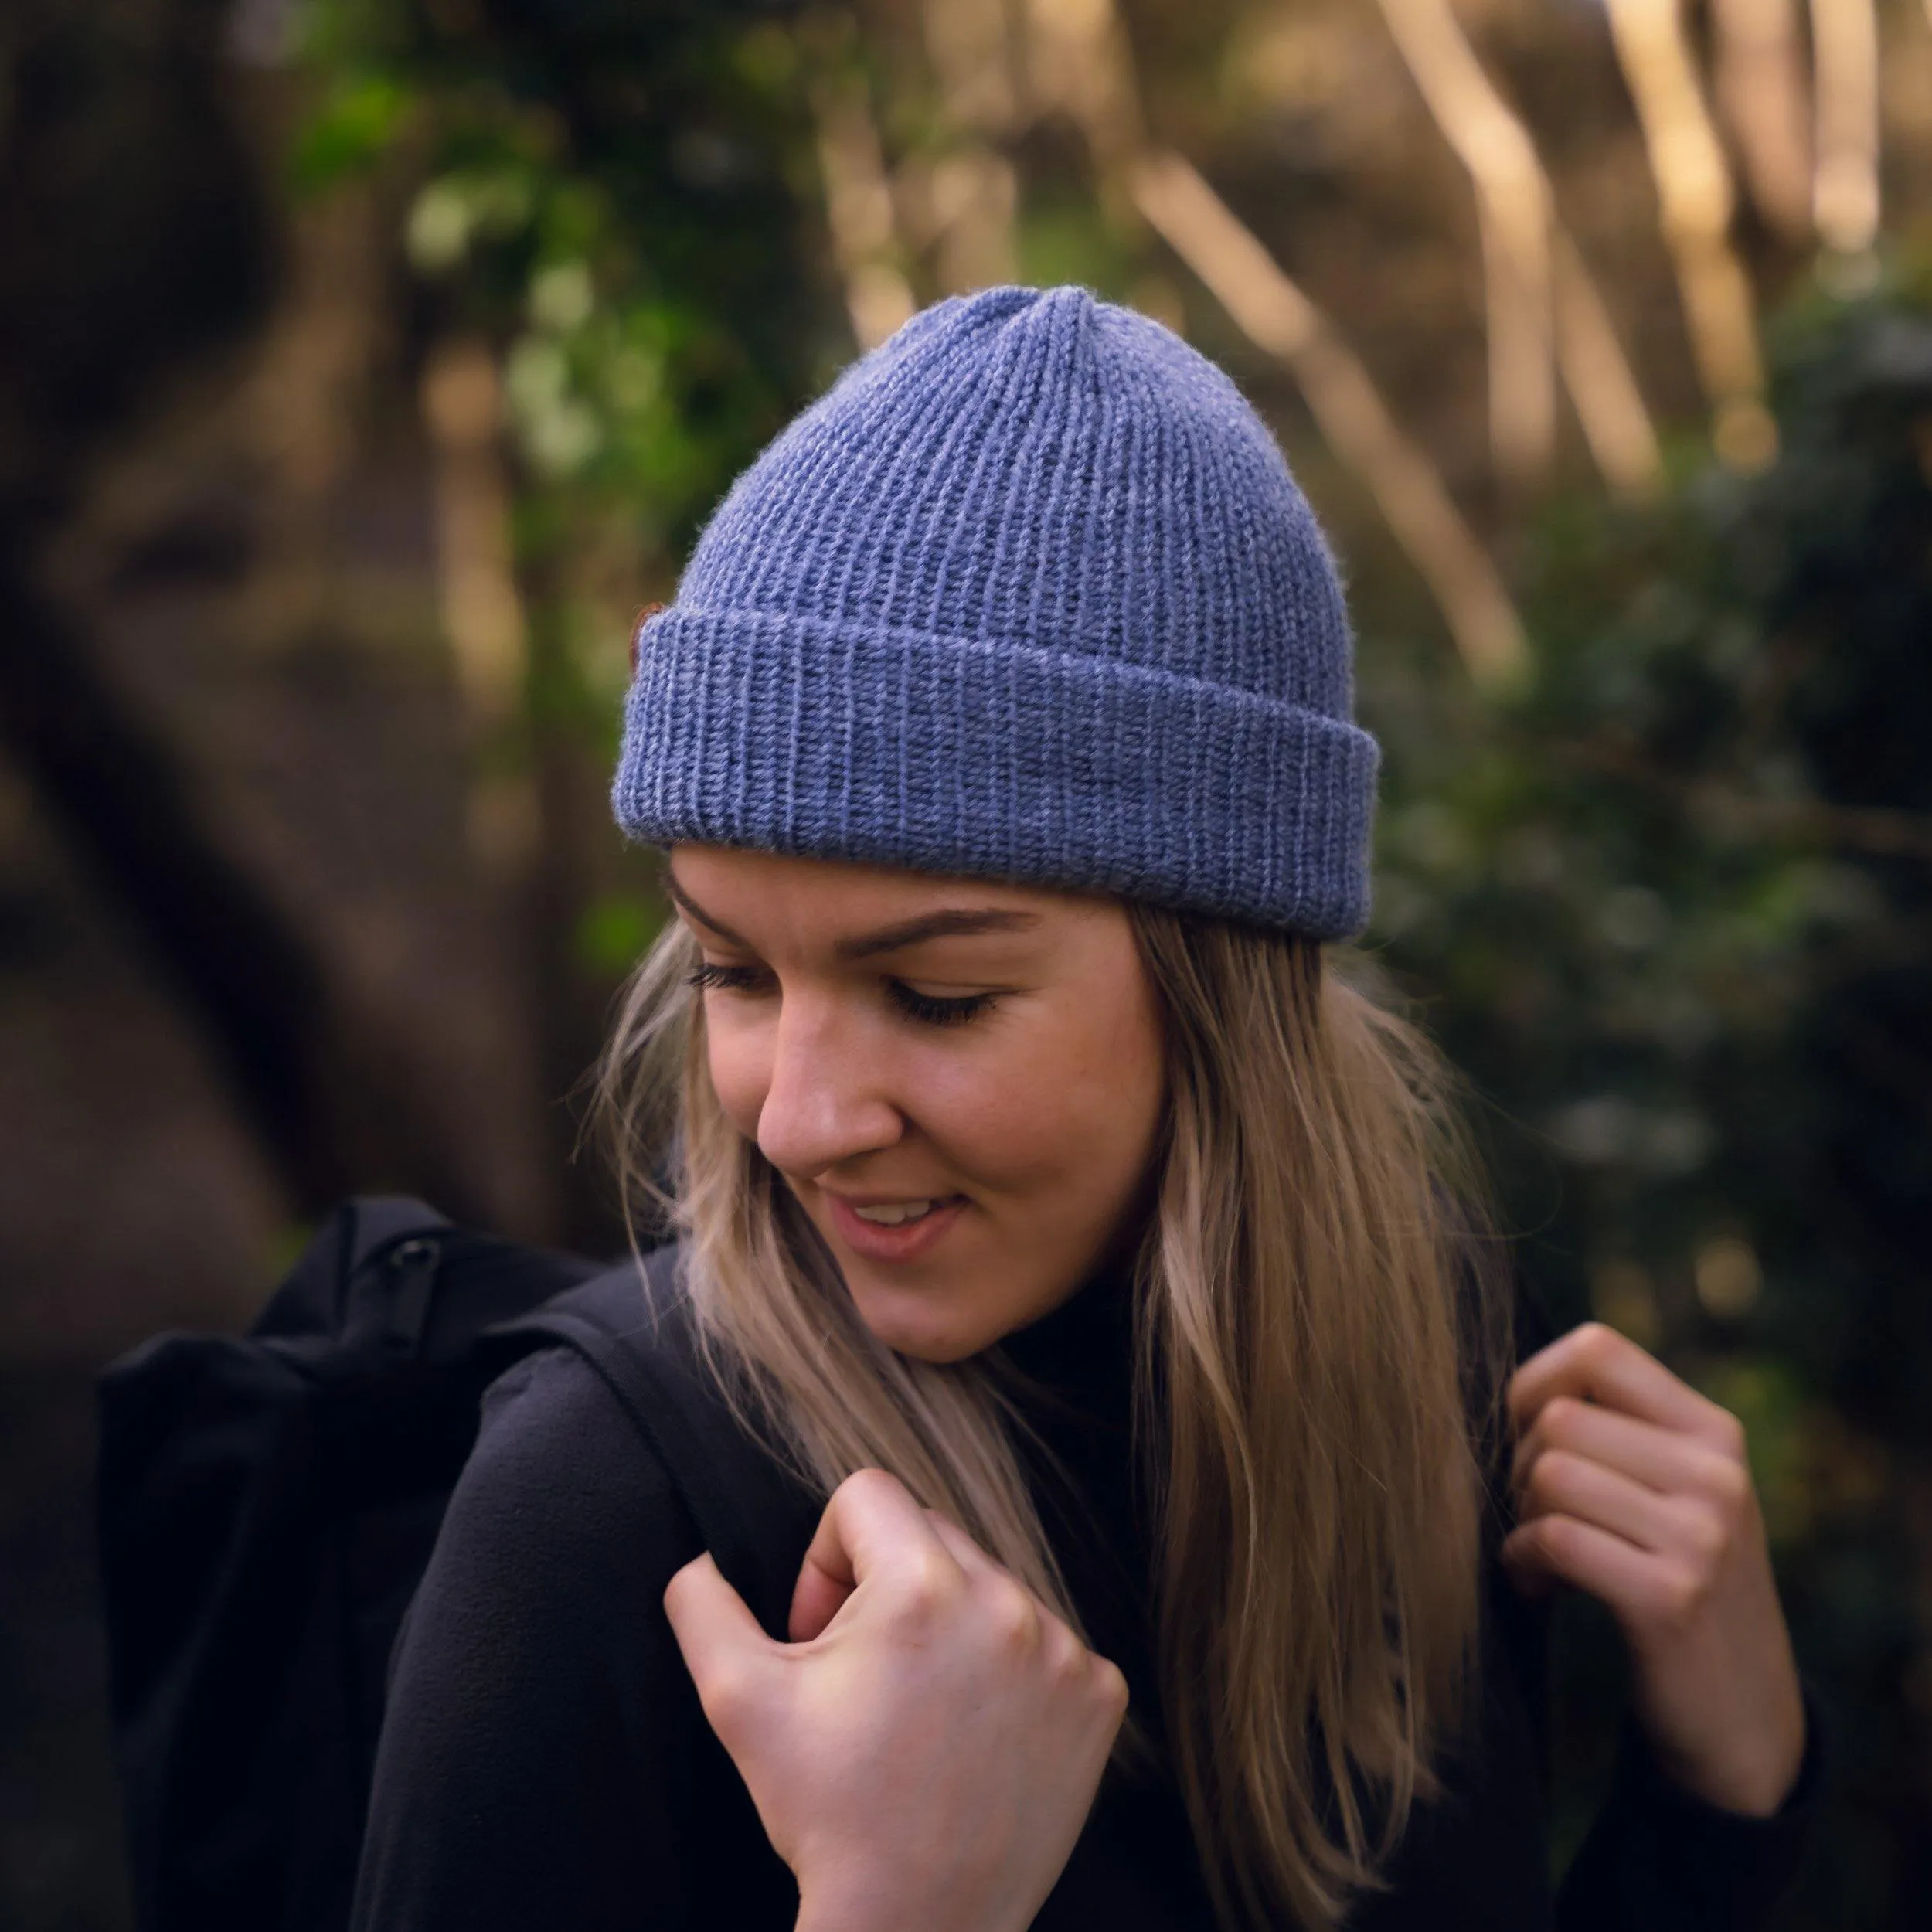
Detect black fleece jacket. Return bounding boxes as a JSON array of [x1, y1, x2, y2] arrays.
[[350, 1263, 1827, 1930]]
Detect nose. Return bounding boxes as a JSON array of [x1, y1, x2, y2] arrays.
[[753, 994, 904, 1181]]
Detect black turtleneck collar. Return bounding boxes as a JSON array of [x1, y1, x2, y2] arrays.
[[993, 1260, 1139, 1429], [986, 1263, 1165, 1755]]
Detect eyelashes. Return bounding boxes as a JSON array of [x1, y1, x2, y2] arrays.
[[888, 984, 998, 1029], [684, 961, 999, 1029], [683, 961, 759, 995]]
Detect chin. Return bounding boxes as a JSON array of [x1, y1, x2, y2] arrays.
[[847, 1281, 999, 1365]]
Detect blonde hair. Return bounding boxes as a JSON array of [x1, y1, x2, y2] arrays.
[[596, 900, 1512, 1931]]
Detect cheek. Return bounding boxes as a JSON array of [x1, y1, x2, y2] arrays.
[[934, 995, 1165, 1210], [1047, 1006, 1165, 1199], [869, 998, 1163, 1362], [702, 1015, 769, 1141]]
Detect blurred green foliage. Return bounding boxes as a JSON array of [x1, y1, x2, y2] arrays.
[[297, 0, 831, 804], [1369, 281, 1932, 1913]]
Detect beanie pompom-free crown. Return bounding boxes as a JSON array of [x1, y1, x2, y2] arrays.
[[611, 284, 1379, 939]]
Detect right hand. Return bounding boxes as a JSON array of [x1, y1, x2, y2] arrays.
[[663, 1467, 1129, 1932]]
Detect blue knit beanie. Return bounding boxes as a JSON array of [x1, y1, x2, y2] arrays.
[[611, 284, 1378, 938]]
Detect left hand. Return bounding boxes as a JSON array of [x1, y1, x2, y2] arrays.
[[1502, 1320, 1807, 1817]]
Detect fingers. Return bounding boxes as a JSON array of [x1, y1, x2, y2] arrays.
[[1501, 1509, 1655, 1615], [786, 1564, 849, 1645], [788, 1468, 962, 1643], [922, 1509, 1057, 1657], [1508, 1322, 1742, 1454], [1507, 1334, 1760, 1598], [804, 1468, 958, 1594], [1506, 1398, 1763, 1638], [923, 1513, 1123, 1734], [1516, 1445, 1692, 1556], [785, 1472, 1122, 1756], [1510, 1395, 1747, 1506], [665, 1553, 776, 1730], [1501, 1503, 1741, 1639]]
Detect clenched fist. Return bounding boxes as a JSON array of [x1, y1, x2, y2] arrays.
[[664, 1467, 1129, 1932], [1504, 1321, 1807, 1817]]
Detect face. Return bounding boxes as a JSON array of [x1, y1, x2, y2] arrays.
[[668, 845, 1168, 1363]]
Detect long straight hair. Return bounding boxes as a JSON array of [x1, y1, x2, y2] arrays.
[[595, 900, 1512, 1931]]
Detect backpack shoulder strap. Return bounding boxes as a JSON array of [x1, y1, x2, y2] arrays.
[[495, 1245, 821, 1641]]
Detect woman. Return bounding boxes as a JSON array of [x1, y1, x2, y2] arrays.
[[352, 285, 1825, 1930]]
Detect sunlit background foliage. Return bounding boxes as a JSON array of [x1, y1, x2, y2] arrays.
[[2, 2, 1929, 1926]]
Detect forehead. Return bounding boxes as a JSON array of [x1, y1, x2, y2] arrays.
[[665, 843, 1098, 936]]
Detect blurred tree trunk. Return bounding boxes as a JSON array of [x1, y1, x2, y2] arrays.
[[0, 0, 547, 1233], [0, 561, 499, 1224]]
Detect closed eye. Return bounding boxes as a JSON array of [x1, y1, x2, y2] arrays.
[[887, 983, 999, 1028], [685, 960, 1000, 1029], [685, 960, 769, 997]]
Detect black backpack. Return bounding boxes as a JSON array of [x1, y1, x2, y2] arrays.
[[94, 1196, 819, 1932]]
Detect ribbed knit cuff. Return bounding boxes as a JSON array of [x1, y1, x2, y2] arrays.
[[612, 606, 1378, 939]]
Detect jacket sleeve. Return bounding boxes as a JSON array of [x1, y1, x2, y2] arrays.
[[1496, 1277, 1832, 1930], [349, 1346, 715, 1932], [1553, 1675, 1829, 1932]]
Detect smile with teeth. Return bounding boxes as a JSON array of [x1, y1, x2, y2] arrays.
[[849, 1198, 951, 1226]]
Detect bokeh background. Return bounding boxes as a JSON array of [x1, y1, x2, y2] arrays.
[[3, 1, 1929, 1925]]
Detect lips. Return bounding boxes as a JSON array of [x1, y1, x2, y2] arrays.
[[823, 1190, 968, 1264]]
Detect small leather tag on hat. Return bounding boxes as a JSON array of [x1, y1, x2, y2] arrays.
[[630, 600, 668, 676]]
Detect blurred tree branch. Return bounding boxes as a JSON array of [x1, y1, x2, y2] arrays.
[[1130, 151, 1529, 687], [1808, 0, 1881, 259], [1601, 0, 1774, 468], [1008, 0, 1530, 684], [808, 50, 917, 346], [1376, 0, 1662, 498], [1709, 0, 1812, 241]]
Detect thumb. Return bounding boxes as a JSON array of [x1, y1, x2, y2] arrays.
[[787, 1543, 856, 1644], [663, 1553, 775, 1710]]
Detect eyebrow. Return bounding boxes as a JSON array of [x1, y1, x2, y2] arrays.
[[835, 907, 1040, 960], [665, 872, 1039, 961]]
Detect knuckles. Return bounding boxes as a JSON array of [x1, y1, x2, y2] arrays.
[[1538, 1393, 1584, 1441], [811, 1466, 1122, 1726], [1702, 1451, 1752, 1516], [1522, 1444, 1583, 1505], [692, 1655, 757, 1736], [1040, 1614, 1088, 1684], [1092, 1657, 1131, 1719], [835, 1465, 910, 1512], [1649, 1560, 1717, 1631], [1568, 1321, 1623, 1372], [1670, 1498, 1730, 1566], [888, 1545, 964, 1628], [981, 1577, 1043, 1655], [1522, 1513, 1573, 1564]]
